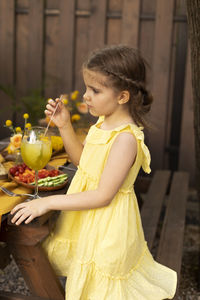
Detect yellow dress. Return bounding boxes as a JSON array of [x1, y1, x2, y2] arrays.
[[43, 117, 177, 300]]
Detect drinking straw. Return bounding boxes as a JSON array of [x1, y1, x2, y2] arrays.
[[44, 95, 63, 136]]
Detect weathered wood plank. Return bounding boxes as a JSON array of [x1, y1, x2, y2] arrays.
[[15, 2, 29, 127], [107, 0, 122, 45], [156, 172, 188, 282], [44, 0, 60, 99], [58, 0, 76, 93], [107, 18, 121, 45], [17, 0, 29, 7], [0, 0, 15, 84], [0, 0, 15, 138], [88, 0, 107, 51], [149, 0, 174, 171], [75, 0, 90, 91], [16, 10, 29, 95], [121, 0, 140, 47], [108, 0, 122, 11], [141, 0, 156, 15], [178, 45, 195, 185], [28, 0, 44, 90], [169, 16, 188, 171], [139, 18, 155, 85], [46, 0, 58, 9], [141, 170, 171, 250]]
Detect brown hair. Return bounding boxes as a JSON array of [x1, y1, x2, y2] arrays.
[[83, 45, 153, 127]]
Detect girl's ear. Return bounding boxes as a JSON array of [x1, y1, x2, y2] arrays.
[[118, 90, 130, 105]]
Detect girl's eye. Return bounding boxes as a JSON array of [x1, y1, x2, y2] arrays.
[[92, 88, 99, 94]]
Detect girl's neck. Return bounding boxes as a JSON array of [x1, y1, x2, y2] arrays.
[[100, 109, 135, 130]]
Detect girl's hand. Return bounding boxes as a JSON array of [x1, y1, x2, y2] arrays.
[[45, 98, 71, 129], [10, 197, 51, 225]]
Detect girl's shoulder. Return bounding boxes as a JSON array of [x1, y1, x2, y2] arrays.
[[87, 116, 144, 145]]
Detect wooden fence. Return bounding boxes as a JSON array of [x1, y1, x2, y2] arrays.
[[0, 0, 195, 184]]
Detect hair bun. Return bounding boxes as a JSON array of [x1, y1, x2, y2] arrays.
[[142, 90, 153, 113]]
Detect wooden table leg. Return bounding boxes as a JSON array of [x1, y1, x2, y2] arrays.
[[1, 219, 65, 300]]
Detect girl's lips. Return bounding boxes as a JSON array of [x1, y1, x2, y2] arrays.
[[86, 104, 92, 108]]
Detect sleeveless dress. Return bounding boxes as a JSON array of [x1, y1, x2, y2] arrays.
[[43, 117, 177, 300]]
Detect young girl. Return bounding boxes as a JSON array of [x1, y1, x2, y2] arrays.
[[11, 45, 177, 299]]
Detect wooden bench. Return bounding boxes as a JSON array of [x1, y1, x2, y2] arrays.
[[137, 170, 189, 299], [0, 170, 189, 300]]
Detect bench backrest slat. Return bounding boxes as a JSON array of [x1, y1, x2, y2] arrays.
[[141, 170, 171, 250], [156, 171, 189, 278]]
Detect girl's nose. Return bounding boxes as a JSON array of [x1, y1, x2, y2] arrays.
[[83, 92, 90, 102]]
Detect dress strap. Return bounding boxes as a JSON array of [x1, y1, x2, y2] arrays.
[[129, 125, 151, 174]]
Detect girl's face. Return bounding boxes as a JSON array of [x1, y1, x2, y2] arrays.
[[83, 69, 121, 117]]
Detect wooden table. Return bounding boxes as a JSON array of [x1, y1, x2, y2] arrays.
[[0, 165, 76, 300]]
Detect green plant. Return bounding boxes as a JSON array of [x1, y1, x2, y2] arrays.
[[21, 88, 46, 125], [0, 84, 46, 126], [0, 84, 21, 117]]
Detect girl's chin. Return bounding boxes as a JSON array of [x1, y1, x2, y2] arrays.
[[88, 108, 99, 117]]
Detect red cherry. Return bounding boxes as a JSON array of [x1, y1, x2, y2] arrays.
[[9, 167, 16, 176]]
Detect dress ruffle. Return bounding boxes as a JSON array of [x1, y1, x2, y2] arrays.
[[43, 237, 177, 300]]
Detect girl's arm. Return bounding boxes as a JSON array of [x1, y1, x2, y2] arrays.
[[58, 121, 84, 166], [11, 132, 137, 225], [45, 98, 84, 166]]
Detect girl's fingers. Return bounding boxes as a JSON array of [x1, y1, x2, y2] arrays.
[[48, 98, 57, 106], [25, 215, 35, 224], [11, 208, 28, 224], [46, 103, 55, 112], [44, 109, 51, 116], [15, 212, 30, 226], [46, 99, 56, 113], [11, 203, 26, 215], [46, 97, 63, 112]]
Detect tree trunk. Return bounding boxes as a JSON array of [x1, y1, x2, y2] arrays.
[[186, 0, 200, 199]]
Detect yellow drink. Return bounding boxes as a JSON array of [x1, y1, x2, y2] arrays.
[[21, 139, 52, 170]]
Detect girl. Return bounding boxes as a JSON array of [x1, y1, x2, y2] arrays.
[[11, 45, 177, 299]]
